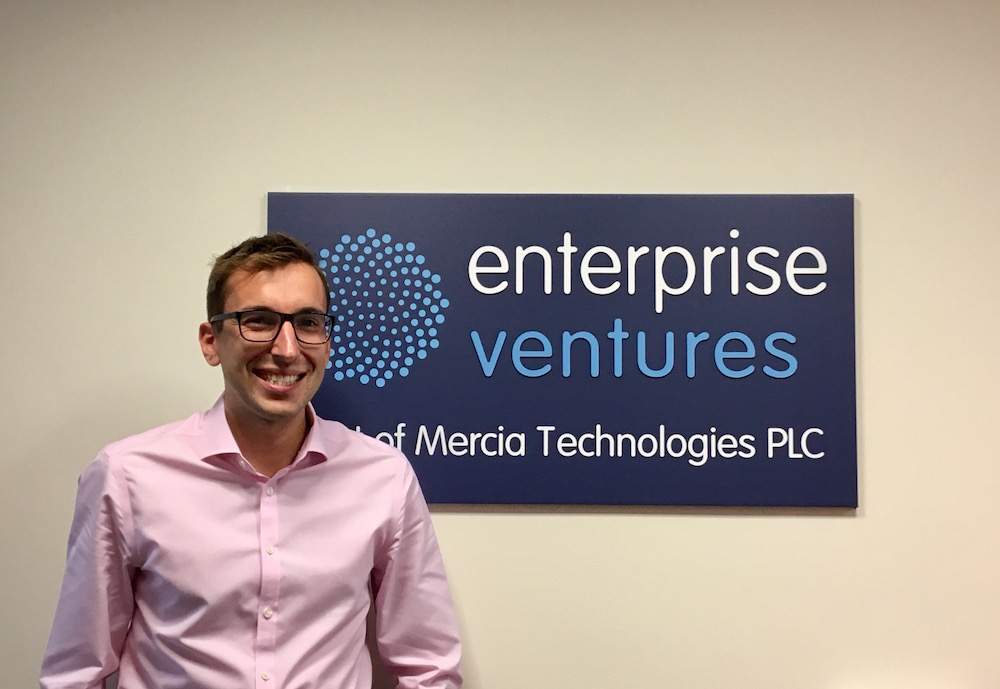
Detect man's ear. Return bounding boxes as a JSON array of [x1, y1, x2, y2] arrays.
[[199, 322, 221, 366]]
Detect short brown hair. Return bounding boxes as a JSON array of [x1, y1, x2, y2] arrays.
[[206, 233, 330, 318]]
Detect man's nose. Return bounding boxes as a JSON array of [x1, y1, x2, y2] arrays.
[[270, 320, 301, 359]]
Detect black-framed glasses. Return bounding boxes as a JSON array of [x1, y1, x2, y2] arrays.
[[209, 309, 334, 345]]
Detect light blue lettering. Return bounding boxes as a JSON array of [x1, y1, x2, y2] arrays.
[[686, 331, 710, 378], [637, 332, 675, 377], [470, 331, 506, 376], [715, 332, 756, 378], [763, 332, 798, 378], [513, 331, 553, 377], [606, 318, 629, 377], [562, 330, 600, 377]]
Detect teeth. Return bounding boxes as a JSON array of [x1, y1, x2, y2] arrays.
[[264, 374, 299, 386]]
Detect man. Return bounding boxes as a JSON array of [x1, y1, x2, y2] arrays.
[[40, 234, 462, 689]]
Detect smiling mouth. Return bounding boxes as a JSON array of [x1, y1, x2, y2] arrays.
[[255, 372, 305, 386]]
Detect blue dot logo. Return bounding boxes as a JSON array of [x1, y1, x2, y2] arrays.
[[317, 229, 449, 388]]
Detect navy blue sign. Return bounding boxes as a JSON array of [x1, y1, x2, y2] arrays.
[[268, 193, 857, 507]]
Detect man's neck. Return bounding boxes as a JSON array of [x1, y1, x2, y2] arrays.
[[225, 408, 311, 478]]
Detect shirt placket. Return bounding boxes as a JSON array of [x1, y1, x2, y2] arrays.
[[255, 480, 282, 688]]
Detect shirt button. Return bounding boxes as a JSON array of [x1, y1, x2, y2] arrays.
[[266, 546, 275, 555], [263, 606, 274, 619], [261, 671, 270, 681], [265, 486, 274, 496]]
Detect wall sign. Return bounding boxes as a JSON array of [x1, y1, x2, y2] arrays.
[[268, 193, 857, 507]]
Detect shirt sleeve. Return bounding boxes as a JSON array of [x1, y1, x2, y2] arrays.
[[39, 452, 136, 689], [371, 465, 463, 689]]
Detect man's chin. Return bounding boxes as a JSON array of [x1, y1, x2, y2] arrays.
[[256, 399, 309, 421], [232, 395, 308, 425]]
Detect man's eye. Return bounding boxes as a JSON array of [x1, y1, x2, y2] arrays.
[[242, 312, 278, 329], [296, 315, 324, 330]]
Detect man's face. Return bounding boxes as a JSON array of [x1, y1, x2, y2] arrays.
[[199, 262, 331, 432]]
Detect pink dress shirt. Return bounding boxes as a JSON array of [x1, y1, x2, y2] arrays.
[[40, 398, 462, 689]]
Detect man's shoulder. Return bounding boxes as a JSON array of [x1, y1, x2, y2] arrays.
[[306, 417, 425, 513], [75, 409, 214, 497], [97, 408, 211, 463], [309, 416, 414, 471]]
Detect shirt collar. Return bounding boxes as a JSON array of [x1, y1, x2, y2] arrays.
[[195, 396, 330, 468], [295, 405, 330, 467]]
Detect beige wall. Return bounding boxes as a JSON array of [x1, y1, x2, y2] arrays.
[[3, 2, 998, 687]]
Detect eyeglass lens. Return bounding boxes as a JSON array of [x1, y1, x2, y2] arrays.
[[239, 310, 332, 344]]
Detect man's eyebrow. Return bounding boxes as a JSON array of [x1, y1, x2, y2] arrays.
[[240, 305, 328, 314]]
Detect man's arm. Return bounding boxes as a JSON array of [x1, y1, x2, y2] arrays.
[[371, 466, 462, 689], [40, 453, 136, 689]]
